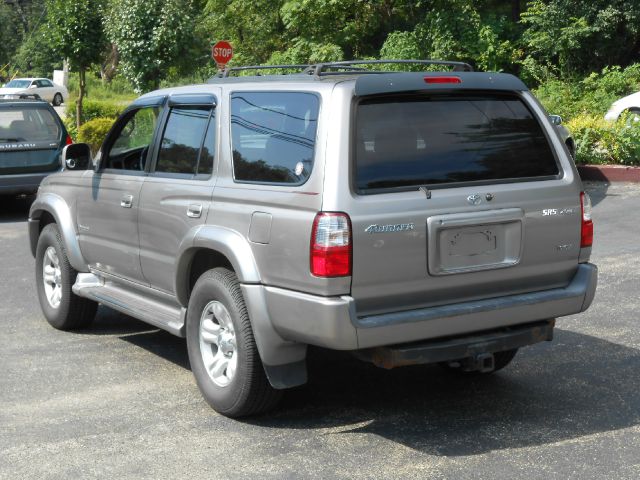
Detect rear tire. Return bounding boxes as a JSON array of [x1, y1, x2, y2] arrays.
[[624, 108, 640, 126], [52, 93, 63, 106], [186, 268, 282, 417], [35, 223, 97, 330]]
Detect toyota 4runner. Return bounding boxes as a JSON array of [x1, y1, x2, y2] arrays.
[[28, 60, 598, 417]]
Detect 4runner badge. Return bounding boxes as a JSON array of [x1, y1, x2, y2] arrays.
[[365, 223, 415, 234]]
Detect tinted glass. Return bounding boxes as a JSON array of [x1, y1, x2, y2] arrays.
[[231, 92, 319, 184], [5, 80, 30, 88], [355, 94, 559, 192], [105, 107, 160, 171], [0, 106, 61, 143], [156, 106, 211, 175], [198, 113, 216, 176]]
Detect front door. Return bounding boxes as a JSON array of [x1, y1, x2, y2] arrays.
[[77, 103, 163, 284], [138, 94, 218, 294]]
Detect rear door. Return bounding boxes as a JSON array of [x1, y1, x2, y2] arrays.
[[138, 93, 218, 294], [35, 80, 54, 102], [346, 91, 582, 316], [0, 104, 63, 175]]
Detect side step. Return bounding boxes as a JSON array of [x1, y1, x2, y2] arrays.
[[73, 273, 186, 337]]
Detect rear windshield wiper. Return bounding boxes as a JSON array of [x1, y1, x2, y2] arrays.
[[0, 137, 25, 143]]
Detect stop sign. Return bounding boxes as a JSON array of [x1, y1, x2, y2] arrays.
[[212, 41, 233, 68]]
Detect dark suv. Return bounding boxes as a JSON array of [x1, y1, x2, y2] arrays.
[[0, 98, 70, 195]]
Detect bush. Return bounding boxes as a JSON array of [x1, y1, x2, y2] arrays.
[[65, 99, 127, 127], [77, 117, 116, 155], [535, 64, 640, 119], [566, 113, 640, 166]]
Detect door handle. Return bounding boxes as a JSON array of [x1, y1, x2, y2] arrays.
[[120, 194, 133, 208], [187, 204, 203, 218]]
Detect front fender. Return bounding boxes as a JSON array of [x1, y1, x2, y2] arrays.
[[174, 225, 261, 307], [28, 193, 88, 272]]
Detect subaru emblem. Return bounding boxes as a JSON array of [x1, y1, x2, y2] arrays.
[[467, 194, 482, 205]]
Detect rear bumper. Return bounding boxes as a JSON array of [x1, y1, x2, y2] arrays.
[[358, 319, 555, 369], [0, 171, 56, 195], [263, 263, 598, 351]]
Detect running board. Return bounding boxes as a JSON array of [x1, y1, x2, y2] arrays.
[[72, 273, 186, 337]]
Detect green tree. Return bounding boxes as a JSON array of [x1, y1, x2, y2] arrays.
[[521, 0, 640, 80], [0, 2, 21, 78], [11, 25, 61, 77], [202, 0, 286, 67], [106, 0, 198, 92], [45, 0, 107, 129], [381, 0, 517, 72]]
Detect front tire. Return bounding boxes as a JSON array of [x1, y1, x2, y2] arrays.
[[35, 224, 97, 329], [186, 268, 282, 417], [52, 93, 63, 106]]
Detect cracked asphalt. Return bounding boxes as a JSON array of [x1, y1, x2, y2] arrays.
[[1, 182, 639, 479]]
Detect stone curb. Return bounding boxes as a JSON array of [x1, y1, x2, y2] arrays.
[[577, 165, 640, 183]]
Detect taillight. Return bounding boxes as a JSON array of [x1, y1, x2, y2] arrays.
[[424, 76, 462, 84], [310, 212, 352, 277], [580, 192, 593, 248], [65, 134, 73, 145]]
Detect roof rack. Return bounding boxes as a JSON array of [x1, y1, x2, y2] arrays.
[[311, 59, 474, 76], [219, 64, 310, 78], [215, 59, 473, 79]]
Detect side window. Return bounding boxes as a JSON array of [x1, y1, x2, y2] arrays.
[[198, 113, 216, 176], [155, 106, 214, 176], [41, 80, 53, 87], [103, 106, 161, 171], [230, 91, 319, 184]]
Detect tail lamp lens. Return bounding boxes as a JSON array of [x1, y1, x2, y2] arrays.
[[580, 192, 593, 247], [65, 134, 73, 145], [310, 212, 352, 277]]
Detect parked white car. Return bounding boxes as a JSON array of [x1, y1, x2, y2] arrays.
[[0, 78, 69, 106], [604, 92, 640, 123]]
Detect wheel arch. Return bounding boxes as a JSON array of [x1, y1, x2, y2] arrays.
[[175, 225, 262, 307], [29, 193, 88, 272], [176, 227, 308, 389]]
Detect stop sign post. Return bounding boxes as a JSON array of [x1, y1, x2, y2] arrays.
[[212, 41, 233, 70]]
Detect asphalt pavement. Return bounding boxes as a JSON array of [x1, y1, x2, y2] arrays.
[[1, 182, 639, 479]]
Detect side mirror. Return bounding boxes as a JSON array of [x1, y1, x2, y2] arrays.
[[62, 143, 92, 170], [29, 84, 37, 89], [549, 114, 563, 126]]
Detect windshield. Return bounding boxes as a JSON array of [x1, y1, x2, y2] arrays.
[[4, 80, 31, 89], [354, 93, 559, 192], [0, 107, 61, 143]]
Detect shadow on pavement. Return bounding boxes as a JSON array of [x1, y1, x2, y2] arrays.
[[0, 194, 34, 223], [584, 181, 609, 207], [87, 306, 191, 370], [85, 307, 640, 456], [243, 329, 640, 456]]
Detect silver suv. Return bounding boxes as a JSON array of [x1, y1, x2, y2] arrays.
[[28, 60, 598, 417]]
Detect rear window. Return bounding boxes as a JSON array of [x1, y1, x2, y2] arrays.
[[0, 106, 61, 143], [5, 80, 31, 88], [354, 94, 559, 193], [230, 91, 319, 184]]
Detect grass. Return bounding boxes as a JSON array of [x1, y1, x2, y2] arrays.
[[67, 72, 137, 104]]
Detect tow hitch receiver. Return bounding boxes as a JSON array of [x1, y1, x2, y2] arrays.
[[359, 319, 555, 370], [446, 352, 495, 373]]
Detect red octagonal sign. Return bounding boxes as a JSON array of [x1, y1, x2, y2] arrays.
[[212, 41, 233, 68]]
